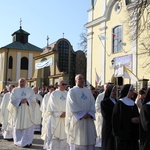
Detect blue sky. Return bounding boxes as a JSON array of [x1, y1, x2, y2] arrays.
[[0, 1, 91, 50]]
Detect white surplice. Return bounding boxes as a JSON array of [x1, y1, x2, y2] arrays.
[[65, 86, 97, 149], [8, 86, 37, 147], [41, 92, 51, 118], [40, 92, 51, 149], [0, 92, 13, 139], [95, 91, 105, 147], [45, 89, 68, 150], [34, 93, 43, 132]]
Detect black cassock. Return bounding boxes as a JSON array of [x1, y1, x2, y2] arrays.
[[101, 98, 116, 150], [112, 100, 139, 150], [140, 104, 150, 150]]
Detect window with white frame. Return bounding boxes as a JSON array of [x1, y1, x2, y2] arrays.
[[125, 0, 136, 5], [112, 25, 123, 53]]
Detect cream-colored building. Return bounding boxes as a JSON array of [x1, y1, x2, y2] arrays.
[[85, 0, 150, 89], [0, 25, 86, 92], [28, 38, 86, 89], [0, 26, 42, 91]]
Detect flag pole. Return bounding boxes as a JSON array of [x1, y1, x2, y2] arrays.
[[99, 36, 111, 57]]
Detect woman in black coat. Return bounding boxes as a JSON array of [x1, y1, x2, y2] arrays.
[[140, 88, 150, 150], [101, 85, 117, 150]]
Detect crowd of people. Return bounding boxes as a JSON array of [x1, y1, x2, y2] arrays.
[[94, 83, 150, 150], [0, 75, 150, 150]]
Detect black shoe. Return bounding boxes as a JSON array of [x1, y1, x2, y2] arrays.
[[23, 144, 32, 148], [7, 138, 13, 141]]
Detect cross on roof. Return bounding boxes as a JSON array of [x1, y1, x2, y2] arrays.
[[20, 18, 22, 29], [47, 35, 49, 46]]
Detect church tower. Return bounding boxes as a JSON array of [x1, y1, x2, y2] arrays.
[[0, 23, 42, 91], [12, 25, 30, 44]]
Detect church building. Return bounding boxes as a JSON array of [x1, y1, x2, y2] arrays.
[[85, 0, 150, 89], [0, 24, 86, 91], [28, 38, 86, 88], [0, 25, 42, 91]]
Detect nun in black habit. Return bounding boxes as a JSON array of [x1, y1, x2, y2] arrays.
[[112, 84, 139, 150], [140, 87, 150, 150], [101, 85, 117, 150]]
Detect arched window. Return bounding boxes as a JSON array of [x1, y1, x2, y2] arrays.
[[58, 41, 69, 73], [112, 25, 123, 53], [9, 56, 13, 69], [21, 57, 28, 70], [125, 0, 136, 5]]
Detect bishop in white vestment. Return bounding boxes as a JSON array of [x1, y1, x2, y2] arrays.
[[43, 80, 69, 150], [8, 78, 38, 148], [66, 74, 97, 150]]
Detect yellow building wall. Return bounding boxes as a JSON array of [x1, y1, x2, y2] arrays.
[[93, 0, 104, 19], [0, 51, 5, 81], [7, 50, 17, 81], [137, 5, 150, 80], [91, 26, 101, 86], [105, 2, 132, 82], [7, 50, 41, 80], [0, 51, 5, 91], [90, 0, 150, 86], [0, 48, 41, 91]]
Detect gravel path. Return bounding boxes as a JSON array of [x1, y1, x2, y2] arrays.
[[0, 127, 101, 150]]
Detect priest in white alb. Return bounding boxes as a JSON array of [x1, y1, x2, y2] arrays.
[[43, 80, 69, 150], [0, 84, 15, 140], [40, 85, 55, 149], [41, 85, 55, 119], [66, 74, 97, 150], [8, 78, 38, 148], [32, 87, 43, 132]]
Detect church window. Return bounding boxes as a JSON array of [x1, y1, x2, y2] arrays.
[[112, 25, 123, 53], [9, 56, 13, 69], [21, 57, 28, 70], [58, 41, 69, 73], [125, 0, 136, 5]]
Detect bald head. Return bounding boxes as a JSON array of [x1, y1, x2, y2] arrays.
[[75, 74, 85, 88], [18, 78, 26, 88]]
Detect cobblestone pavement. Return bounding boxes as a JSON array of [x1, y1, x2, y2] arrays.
[[0, 128, 101, 150], [0, 131, 43, 150]]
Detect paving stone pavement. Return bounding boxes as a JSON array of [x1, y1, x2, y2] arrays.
[[0, 128, 101, 150], [0, 131, 43, 150]]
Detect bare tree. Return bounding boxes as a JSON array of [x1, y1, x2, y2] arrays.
[[125, 0, 150, 69], [127, 0, 150, 40], [78, 31, 87, 56]]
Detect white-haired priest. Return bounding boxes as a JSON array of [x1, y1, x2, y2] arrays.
[[8, 78, 40, 148]]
